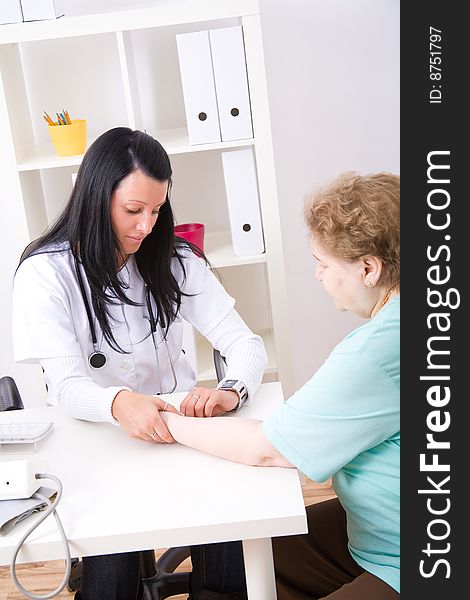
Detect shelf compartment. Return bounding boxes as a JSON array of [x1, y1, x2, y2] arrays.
[[195, 328, 277, 384], [205, 231, 266, 268], [16, 33, 129, 155]]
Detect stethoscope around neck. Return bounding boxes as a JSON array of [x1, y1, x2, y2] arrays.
[[73, 257, 177, 393]]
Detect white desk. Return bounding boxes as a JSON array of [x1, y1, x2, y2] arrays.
[[0, 381, 307, 599]]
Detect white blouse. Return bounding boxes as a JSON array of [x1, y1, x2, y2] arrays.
[[12, 245, 267, 423]]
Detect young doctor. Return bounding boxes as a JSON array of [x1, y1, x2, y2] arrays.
[[12, 127, 267, 600]]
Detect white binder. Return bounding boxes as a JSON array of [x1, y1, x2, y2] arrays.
[[221, 149, 264, 256], [176, 30, 221, 145], [0, 1, 23, 24], [20, 0, 64, 21], [209, 26, 253, 142]]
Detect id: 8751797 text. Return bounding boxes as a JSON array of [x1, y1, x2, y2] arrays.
[[429, 26, 442, 104]]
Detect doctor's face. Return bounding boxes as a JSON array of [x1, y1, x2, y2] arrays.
[[110, 170, 168, 264]]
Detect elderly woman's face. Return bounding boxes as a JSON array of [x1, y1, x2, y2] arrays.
[[310, 238, 365, 314]]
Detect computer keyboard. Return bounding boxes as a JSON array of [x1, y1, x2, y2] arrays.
[[0, 421, 54, 444]]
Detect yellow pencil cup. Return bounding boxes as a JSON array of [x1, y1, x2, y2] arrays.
[[48, 119, 87, 156]]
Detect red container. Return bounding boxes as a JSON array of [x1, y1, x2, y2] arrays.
[[174, 223, 205, 253]]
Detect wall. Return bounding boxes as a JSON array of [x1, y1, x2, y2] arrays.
[[258, 0, 400, 390]]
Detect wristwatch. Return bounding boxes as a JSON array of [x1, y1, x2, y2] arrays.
[[216, 379, 249, 411]]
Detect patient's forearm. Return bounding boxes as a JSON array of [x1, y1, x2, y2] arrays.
[[162, 413, 292, 468]]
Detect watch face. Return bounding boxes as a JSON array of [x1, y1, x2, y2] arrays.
[[222, 380, 238, 387]]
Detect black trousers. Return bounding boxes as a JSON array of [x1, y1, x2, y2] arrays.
[[77, 551, 141, 600], [190, 542, 247, 600], [76, 542, 247, 600]]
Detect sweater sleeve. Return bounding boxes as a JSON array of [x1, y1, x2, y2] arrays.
[[40, 355, 130, 424], [204, 308, 268, 404]]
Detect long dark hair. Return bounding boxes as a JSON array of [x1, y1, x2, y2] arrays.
[[19, 127, 203, 353]]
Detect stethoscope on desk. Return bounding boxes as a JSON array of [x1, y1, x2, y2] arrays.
[[74, 257, 178, 394]]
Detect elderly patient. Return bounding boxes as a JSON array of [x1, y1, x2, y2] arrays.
[[163, 171, 400, 600]]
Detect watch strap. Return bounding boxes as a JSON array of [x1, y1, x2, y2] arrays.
[[217, 379, 248, 411]]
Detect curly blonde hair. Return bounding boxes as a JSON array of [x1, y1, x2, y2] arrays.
[[305, 171, 400, 288]]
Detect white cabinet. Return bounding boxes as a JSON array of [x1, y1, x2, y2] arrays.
[[0, 0, 294, 403]]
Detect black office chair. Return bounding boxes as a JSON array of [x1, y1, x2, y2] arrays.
[[67, 349, 228, 599], [0, 376, 24, 411]]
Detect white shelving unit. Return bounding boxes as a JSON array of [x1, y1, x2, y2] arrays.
[[0, 0, 294, 403]]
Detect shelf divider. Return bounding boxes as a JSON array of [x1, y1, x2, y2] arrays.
[[115, 30, 140, 130]]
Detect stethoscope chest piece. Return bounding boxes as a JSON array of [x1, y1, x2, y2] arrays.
[[75, 257, 176, 390], [89, 351, 107, 369]]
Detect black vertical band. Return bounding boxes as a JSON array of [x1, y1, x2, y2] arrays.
[[401, 3, 466, 597]]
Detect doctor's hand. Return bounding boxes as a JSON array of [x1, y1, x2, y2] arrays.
[[111, 390, 180, 443], [180, 386, 239, 418]]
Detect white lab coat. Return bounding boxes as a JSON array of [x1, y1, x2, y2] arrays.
[[12, 244, 264, 420]]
